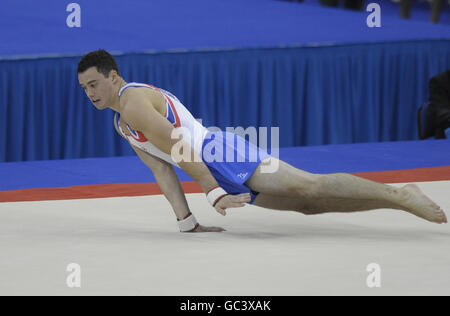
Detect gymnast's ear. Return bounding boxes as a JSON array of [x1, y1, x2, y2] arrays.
[[108, 69, 120, 83]]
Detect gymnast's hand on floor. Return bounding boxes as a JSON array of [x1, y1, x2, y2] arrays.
[[214, 193, 251, 216], [187, 224, 226, 233]]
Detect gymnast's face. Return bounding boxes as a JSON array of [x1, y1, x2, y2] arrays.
[[78, 66, 117, 110]]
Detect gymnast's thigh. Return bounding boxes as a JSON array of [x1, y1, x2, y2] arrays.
[[245, 157, 318, 197]]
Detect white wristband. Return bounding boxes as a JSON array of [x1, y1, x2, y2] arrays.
[[177, 213, 199, 232], [206, 186, 228, 206]]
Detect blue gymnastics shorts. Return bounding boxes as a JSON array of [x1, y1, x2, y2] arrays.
[[201, 131, 271, 204]]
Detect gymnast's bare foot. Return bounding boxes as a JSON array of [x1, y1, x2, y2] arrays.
[[401, 184, 447, 224]]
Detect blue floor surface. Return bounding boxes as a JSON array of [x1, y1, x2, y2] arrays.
[[1, 139, 449, 191], [1, 0, 448, 58]]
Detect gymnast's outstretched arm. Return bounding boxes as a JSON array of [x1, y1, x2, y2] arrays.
[[119, 86, 251, 216], [114, 112, 226, 232], [132, 145, 226, 232]]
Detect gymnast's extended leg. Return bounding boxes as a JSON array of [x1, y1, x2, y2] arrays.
[[245, 158, 447, 223]]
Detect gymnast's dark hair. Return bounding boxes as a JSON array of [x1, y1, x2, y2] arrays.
[[77, 49, 120, 77]]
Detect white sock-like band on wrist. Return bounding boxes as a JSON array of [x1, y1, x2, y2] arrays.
[[177, 213, 199, 232], [206, 186, 228, 206]]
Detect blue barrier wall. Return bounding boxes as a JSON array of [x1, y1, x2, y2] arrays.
[[1, 40, 450, 162]]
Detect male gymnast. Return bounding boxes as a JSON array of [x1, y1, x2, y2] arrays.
[[77, 50, 447, 233]]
